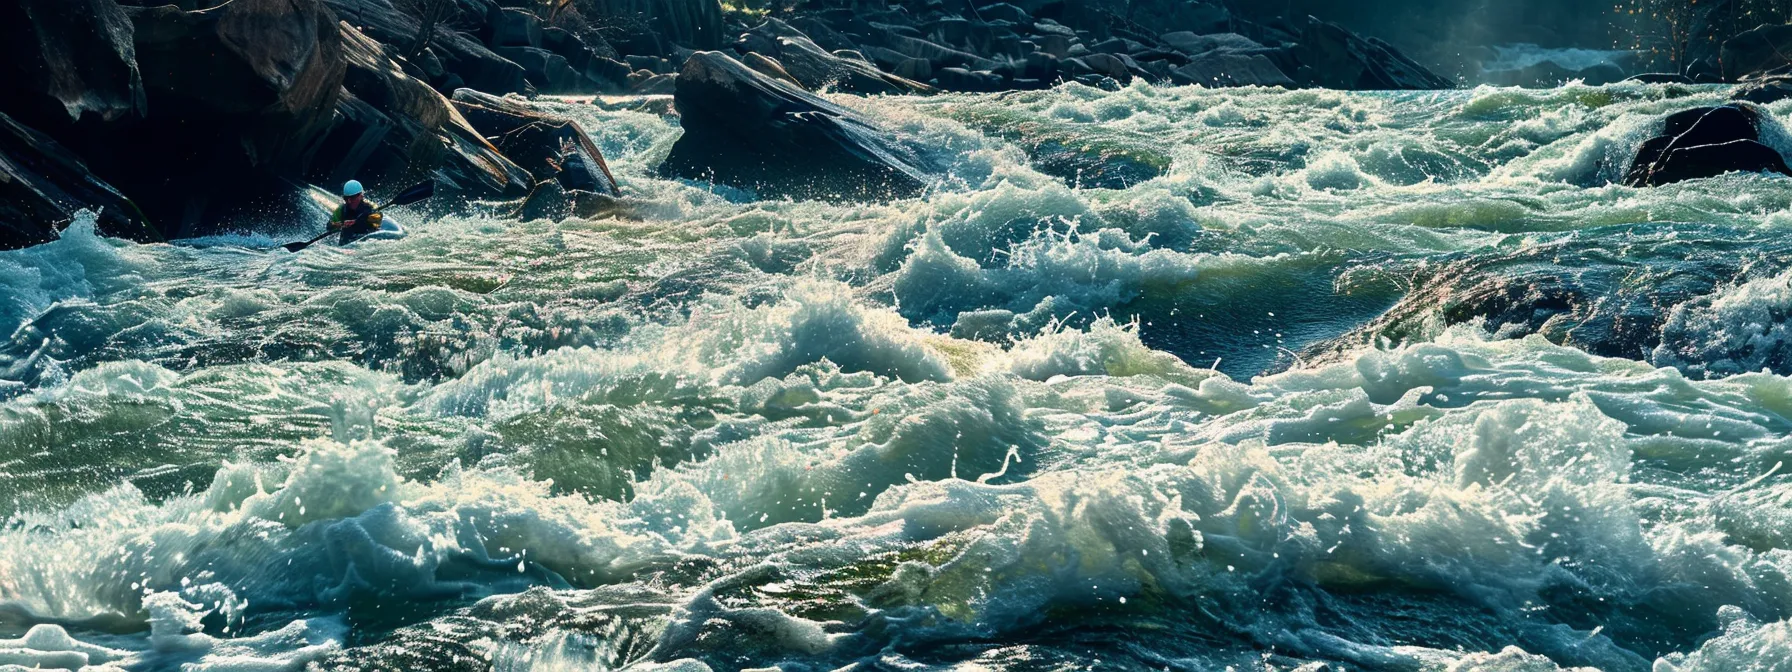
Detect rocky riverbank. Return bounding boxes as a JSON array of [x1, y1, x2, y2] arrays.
[[14, 0, 1792, 249]]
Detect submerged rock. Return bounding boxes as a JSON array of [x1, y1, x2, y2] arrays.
[[1624, 104, 1792, 188], [659, 51, 934, 202]]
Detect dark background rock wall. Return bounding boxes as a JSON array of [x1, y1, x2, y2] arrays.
[[1244, 0, 1617, 80]]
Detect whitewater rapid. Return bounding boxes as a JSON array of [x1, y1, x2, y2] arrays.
[[5, 81, 1792, 670]]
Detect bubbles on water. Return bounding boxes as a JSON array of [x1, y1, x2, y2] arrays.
[[10, 85, 1792, 670]]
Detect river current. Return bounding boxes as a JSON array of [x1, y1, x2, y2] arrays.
[[4, 82, 1792, 670]]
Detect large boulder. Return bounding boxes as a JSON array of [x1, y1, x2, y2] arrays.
[[322, 24, 536, 202], [1286, 17, 1453, 90], [0, 0, 146, 133], [0, 112, 155, 249], [118, 0, 348, 236], [1624, 104, 1792, 187], [1171, 52, 1293, 87], [735, 19, 933, 95], [1722, 24, 1792, 81], [659, 51, 934, 202], [322, 0, 528, 94], [449, 88, 619, 196]]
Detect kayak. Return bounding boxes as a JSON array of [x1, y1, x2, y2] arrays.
[[344, 218, 407, 245]]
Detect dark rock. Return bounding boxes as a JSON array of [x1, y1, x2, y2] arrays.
[[1035, 33, 1073, 58], [867, 21, 925, 40], [1131, 47, 1190, 67], [1722, 24, 1792, 81], [450, 88, 619, 196], [491, 7, 544, 48], [0, 0, 146, 133], [988, 33, 1026, 58], [514, 180, 571, 222], [121, 0, 348, 235], [894, 57, 933, 81], [977, 3, 1031, 25], [1024, 51, 1061, 80], [1081, 53, 1135, 82], [1061, 56, 1095, 77], [887, 34, 999, 71], [1624, 104, 1792, 187], [322, 0, 528, 94], [1090, 37, 1142, 54], [324, 25, 535, 203], [1129, 0, 1229, 35], [736, 20, 933, 94], [1171, 52, 1294, 88], [860, 46, 911, 71], [496, 46, 589, 93], [1286, 18, 1453, 90], [786, 17, 859, 53], [1735, 77, 1792, 105], [1032, 19, 1076, 37], [587, 0, 726, 49], [659, 51, 934, 201], [935, 66, 1004, 91], [629, 72, 678, 95], [741, 52, 805, 87], [1161, 32, 1263, 55], [923, 16, 974, 48], [626, 55, 672, 73], [0, 112, 154, 249], [542, 27, 631, 91]]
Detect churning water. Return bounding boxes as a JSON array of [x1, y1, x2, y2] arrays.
[[6, 81, 1792, 670]]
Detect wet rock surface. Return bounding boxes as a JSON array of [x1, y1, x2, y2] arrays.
[[1623, 104, 1792, 188], [0, 0, 1460, 248], [659, 51, 935, 202]]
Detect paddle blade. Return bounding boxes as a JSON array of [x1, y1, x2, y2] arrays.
[[386, 181, 435, 208], [282, 241, 312, 253]]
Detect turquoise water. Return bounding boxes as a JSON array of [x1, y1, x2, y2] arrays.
[[4, 82, 1792, 670]]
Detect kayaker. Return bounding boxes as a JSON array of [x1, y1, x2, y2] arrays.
[[328, 180, 382, 245]]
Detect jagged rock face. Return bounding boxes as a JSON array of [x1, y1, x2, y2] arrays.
[[449, 88, 618, 197], [1624, 104, 1792, 188], [1287, 17, 1454, 90], [325, 24, 535, 202], [0, 112, 154, 250], [130, 0, 345, 151], [584, 0, 725, 50], [0, 0, 147, 132], [733, 19, 933, 95], [323, 0, 529, 94], [659, 51, 934, 202], [115, 0, 347, 235], [1723, 24, 1792, 81]]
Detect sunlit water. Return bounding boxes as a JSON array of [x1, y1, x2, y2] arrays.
[[5, 82, 1792, 670]]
